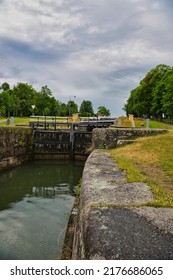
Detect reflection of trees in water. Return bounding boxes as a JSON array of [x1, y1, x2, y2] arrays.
[[32, 184, 74, 198], [0, 160, 83, 210]]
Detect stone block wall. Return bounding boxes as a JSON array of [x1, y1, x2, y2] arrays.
[[91, 128, 118, 149], [0, 127, 33, 171], [70, 149, 173, 260], [92, 128, 167, 149]]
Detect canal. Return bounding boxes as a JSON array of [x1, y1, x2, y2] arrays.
[[0, 160, 84, 260]]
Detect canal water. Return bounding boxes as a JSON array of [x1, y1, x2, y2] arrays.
[[0, 160, 84, 260]]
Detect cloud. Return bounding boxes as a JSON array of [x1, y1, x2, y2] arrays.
[[0, 0, 173, 115]]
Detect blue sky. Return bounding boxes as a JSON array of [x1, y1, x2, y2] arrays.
[[0, 0, 173, 116]]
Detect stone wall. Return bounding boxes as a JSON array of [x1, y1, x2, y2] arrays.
[[0, 127, 33, 171], [70, 149, 173, 260], [92, 128, 167, 149]]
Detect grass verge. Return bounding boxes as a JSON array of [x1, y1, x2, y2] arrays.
[[110, 130, 173, 207], [116, 116, 173, 129]]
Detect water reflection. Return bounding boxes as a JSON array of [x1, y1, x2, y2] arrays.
[[32, 184, 72, 198], [0, 160, 84, 260], [0, 160, 83, 210]]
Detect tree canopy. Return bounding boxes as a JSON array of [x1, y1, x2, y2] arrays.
[[0, 82, 110, 117], [79, 100, 94, 117], [97, 106, 110, 116], [124, 64, 173, 121]]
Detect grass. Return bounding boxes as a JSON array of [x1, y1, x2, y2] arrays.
[[14, 117, 31, 125], [116, 116, 173, 129], [135, 119, 173, 129], [0, 117, 30, 126], [0, 116, 71, 127], [110, 130, 173, 207]]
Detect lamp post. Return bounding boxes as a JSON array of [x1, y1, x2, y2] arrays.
[[31, 105, 36, 116], [68, 95, 76, 116]]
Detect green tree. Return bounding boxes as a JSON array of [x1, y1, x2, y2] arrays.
[[97, 106, 110, 116], [49, 97, 60, 116], [148, 64, 171, 120], [59, 103, 68, 116], [124, 64, 172, 119], [79, 100, 94, 117], [12, 83, 38, 116], [0, 83, 19, 117], [67, 100, 78, 116], [125, 87, 145, 117], [39, 85, 52, 115], [0, 90, 12, 117], [0, 82, 10, 91], [162, 68, 173, 121]]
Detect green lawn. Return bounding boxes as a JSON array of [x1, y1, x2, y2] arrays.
[[116, 117, 173, 129], [135, 119, 173, 129], [0, 117, 30, 126], [110, 130, 173, 207], [0, 116, 70, 127]]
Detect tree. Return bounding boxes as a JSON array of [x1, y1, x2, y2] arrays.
[[67, 100, 78, 116], [125, 87, 145, 117], [0, 82, 10, 91], [49, 97, 60, 116], [97, 106, 110, 116], [39, 85, 52, 115], [124, 64, 173, 120], [162, 68, 173, 121], [0, 82, 64, 117], [0, 83, 19, 117], [12, 83, 38, 116], [0, 90, 12, 117], [79, 100, 94, 117], [59, 103, 68, 116]]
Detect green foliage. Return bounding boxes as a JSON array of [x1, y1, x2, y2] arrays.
[[67, 100, 78, 116], [59, 103, 68, 116], [0, 81, 111, 118], [18, 138, 25, 147], [97, 106, 110, 116], [79, 100, 94, 117], [0, 82, 10, 91], [124, 64, 173, 121], [74, 179, 82, 196]]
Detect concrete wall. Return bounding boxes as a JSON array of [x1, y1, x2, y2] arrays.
[[0, 127, 33, 171], [92, 128, 167, 149]]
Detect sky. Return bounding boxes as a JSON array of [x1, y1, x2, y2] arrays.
[[0, 0, 173, 116]]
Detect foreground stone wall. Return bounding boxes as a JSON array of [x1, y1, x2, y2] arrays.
[[71, 149, 173, 260], [0, 127, 33, 171], [92, 128, 167, 149]]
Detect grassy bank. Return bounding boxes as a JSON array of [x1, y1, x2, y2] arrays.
[[116, 116, 173, 129], [0, 117, 30, 126], [0, 116, 70, 127], [110, 130, 173, 207]]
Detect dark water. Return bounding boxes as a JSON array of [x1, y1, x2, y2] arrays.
[[0, 160, 84, 260]]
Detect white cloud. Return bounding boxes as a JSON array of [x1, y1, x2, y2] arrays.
[[0, 0, 173, 115]]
